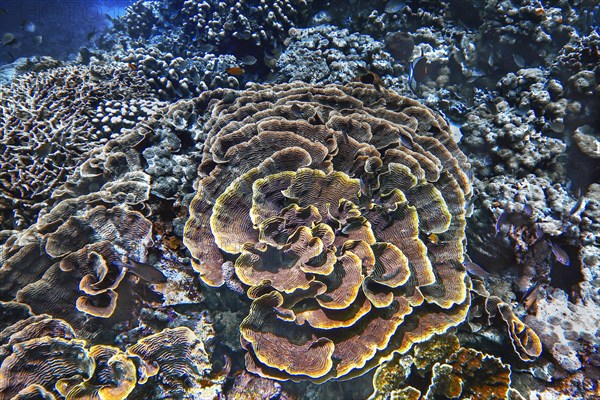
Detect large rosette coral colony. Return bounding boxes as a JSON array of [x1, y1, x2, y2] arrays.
[[183, 82, 541, 382]]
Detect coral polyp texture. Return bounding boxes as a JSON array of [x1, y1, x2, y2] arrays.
[[184, 82, 474, 381]]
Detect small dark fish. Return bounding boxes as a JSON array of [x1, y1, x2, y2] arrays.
[[121, 256, 167, 284], [197, 43, 214, 53], [535, 224, 544, 240], [408, 49, 428, 92], [513, 54, 525, 68], [21, 20, 36, 33], [1, 33, 16, 46], [226, 66, 245, 75], [569, 190, 585, 216], [5, 51, 15, 62], [359, 176, 371, 197], [385, 0, 406, 13], [399, 134, 413, 149], [241, 55, 257, 65], [290, 104, 303, 118], [549, 241, 570, 266], [488, 51, 496, 67], [523, 204, 533, 217], [127, 63, 137, 71], [466, 169, 473, 181], [87, 29, 98, 42], [89, 68, 109, 81], [520, 281, 540, 310], [32, 35, 42, 46], [0, 8, 7, 16], [465, 71, 486, 83], [495, 210, 507, 236], [463, 260, 491, 278]]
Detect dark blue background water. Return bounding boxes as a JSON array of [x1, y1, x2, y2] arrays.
[[0, 0, 134, 65]]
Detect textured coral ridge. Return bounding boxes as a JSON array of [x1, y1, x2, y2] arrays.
[[0, 302, 212, 399], [184, 82, 474, 381]]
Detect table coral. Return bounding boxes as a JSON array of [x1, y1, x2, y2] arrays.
[[184, 81, 474, 381]]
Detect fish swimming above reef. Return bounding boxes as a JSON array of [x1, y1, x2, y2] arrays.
[[87, 29, 98, 42], [408, 49, 428, 92], [226, 66, 245, 75], [495, 209, 508, 236], [384, 0, 406, 13], [21, 20, 36, 33], [1, 33, 17, 46], [463, 259, 491, 278], [241, 55, 257, 65], [520, 280, 541, 310], [548, 240, 570, 266], [115, 256, 167, 284]]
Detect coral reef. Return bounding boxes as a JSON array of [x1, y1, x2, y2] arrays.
[[0, 0, 599, 397], [179, 0, 315, 51], [0, 304, 220, 399], [184, 81, 474, 381], [370, 334, 514, 400], [226, 371, 293, 400], [0, 63, 160, 230], [121, 47, 242, 100], [276, 25, 395, 84]]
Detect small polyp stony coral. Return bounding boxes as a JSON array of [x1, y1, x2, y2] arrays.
[[184, 82, 474, 381]]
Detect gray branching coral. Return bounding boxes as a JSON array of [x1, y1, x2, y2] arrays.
[[184, 82, 474, 381], [0, 63, 158, 229]]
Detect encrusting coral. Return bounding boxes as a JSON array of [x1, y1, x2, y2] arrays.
[[0, 124, 163, 337], [370, 334, 513, 400], [184, 81, 475, 381], [0, 302, 217, 399]]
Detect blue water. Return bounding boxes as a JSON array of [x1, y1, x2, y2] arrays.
[[0, 0, 133, 64]]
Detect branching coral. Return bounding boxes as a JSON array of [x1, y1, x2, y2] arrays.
[[184, 82, 474, 381], [0, 63, 158, 229], [180, 0, 314, 50]]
